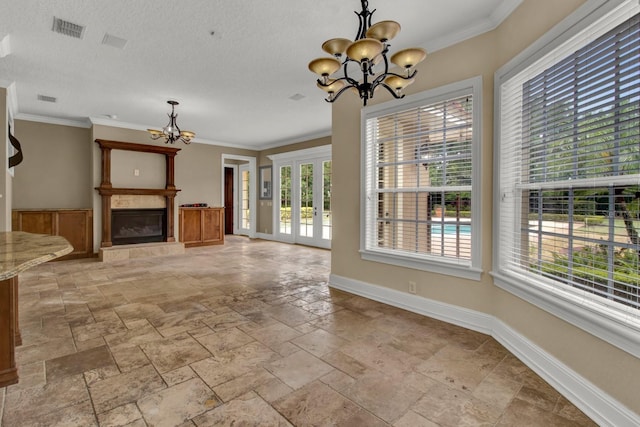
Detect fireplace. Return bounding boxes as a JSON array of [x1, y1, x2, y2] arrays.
[[111, 209, 166, 245]]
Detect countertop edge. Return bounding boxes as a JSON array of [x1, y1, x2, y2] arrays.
[[0, 233, 74, 280]]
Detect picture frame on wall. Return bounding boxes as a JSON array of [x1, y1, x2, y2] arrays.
[[259, 165, 272, 200]]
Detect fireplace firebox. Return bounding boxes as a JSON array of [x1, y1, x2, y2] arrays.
[[111, 209, 166, 245]]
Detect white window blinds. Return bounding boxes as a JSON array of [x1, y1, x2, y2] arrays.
[[362, 78, 481, 278], [498, 2, 640, 320]]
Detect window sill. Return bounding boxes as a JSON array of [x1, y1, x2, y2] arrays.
[[491, 270, 640, 359], [360, 249, 482, 281]]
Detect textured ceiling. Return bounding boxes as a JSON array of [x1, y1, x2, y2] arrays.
[[0, 0, 522, 149]]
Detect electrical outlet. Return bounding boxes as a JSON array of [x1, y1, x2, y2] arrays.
[[408, 281, 417, 294]]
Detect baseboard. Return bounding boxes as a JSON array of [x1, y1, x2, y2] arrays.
[[254, 232, 276, 241], [329, 273, 638, 427]]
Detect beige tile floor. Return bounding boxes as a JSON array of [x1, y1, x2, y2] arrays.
[[0, 236, 596, 426]]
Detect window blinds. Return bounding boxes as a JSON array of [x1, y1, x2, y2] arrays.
[[364, 95, 474, 262], [499, 2, 640, 316]]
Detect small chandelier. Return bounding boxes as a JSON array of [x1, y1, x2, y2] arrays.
[[308, 0, 427, 106], [147, 100, 195, 144]]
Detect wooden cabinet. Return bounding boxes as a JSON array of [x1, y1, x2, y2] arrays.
[[179, 207, 224, 247], [12, 209, 94, 260]]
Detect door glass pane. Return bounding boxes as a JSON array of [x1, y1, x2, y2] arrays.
[[241, 170, 250, 229], [300, 163, 314, 238], [280, 165, 292, 234], [323, 160, 332, 240]]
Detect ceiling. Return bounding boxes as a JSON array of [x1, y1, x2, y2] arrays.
[[0, 0, 522, 150]]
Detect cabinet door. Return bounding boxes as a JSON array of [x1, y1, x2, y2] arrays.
[[58, 211, 92, 257], [181, 209, 202, 244], [12, 210, 93, 260], [13, 212, 55, 234], [202, 209, 222, 243]]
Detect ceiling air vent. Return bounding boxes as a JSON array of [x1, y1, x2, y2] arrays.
[[52, 17, 85, 39], [102, 33, 128, 49], [37, 94, 57, 103], [289, 93, 305, 101]]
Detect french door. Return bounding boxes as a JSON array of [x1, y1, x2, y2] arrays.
[[236, 163, 251, 235], [274, 150, 331, 249]]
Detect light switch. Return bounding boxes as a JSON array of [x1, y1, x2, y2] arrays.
[[134, 169, 140, 176]]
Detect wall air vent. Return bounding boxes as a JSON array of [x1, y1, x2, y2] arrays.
[[52, 17, 85, 39], [37, 94, 57, 103]]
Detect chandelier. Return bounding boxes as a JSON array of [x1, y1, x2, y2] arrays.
[[147, 100, 195, 144], [308, 0, 427, 106]]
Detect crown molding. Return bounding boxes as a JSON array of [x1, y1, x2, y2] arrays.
[[256, 129, 332, 151], [14, 113, 91, 128], [425, 0, 523, 53], [90, 116, 259, 151]]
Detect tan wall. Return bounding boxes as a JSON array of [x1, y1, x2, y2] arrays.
[[13, 120, 92, 209], [93, 125, 257, 205], [10, 119, 329, 244], [91, 125, 257, 250], [330, 0, 639, 414], [257, 136, 331, 235]]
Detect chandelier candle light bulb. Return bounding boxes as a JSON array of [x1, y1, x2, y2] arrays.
[[308, 0, 426, 105]]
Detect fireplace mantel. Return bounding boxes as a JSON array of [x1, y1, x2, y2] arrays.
[[95, 139, 181, 248]]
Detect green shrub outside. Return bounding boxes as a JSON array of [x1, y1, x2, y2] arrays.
[[280, 207, 314, 220], [540, 245, 640, 306]]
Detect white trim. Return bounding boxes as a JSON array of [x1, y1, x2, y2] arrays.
[[90, 116, 257, 150], [489, 0, 525, 27], [329, 273, 639, 427], [269, 145, 332, 248], [492, 271, 640, 359], [271, 162, 296, 245], [268, 145, 331, 162], [258, 129, 331, 151], [223, 164, 238, 236], [5, 82, 17, 122], [222, 154, 256, 238], [16, 113, 91, 128], [360, 250, 482, 281], [254, 232, 278, 241], [494, 0, 628, 83], [492, 319, 639, 427], [330, 273, 492, 333], [360, 76, 483, 280], [236, 162, 253, 237], [493, 0, 640, 359], [423, 0, 523, 54]]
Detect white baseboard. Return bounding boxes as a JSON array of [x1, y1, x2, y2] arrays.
[[329, 273, 639, 427], [254, 232, 276, 241]]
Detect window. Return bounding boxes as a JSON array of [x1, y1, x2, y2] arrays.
[[361, 77, 482, 280], [495, 1, 640, 353], [280, 165, 292, 234], [240, 168, 251, 230]]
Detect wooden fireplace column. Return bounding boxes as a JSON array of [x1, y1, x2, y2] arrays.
[[95, 139, 181, 248]]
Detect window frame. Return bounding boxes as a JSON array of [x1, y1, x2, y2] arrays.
[[360, 76, 483, 281], [493, 0, 640, 358]]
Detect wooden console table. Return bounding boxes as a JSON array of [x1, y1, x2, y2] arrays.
[[179, 207, 225, 247], [0, 232, 72, 387]]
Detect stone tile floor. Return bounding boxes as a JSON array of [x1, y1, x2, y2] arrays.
[[0, 236, 595, 426]]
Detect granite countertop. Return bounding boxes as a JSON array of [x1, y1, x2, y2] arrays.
[[0, 232, 73, 280]]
